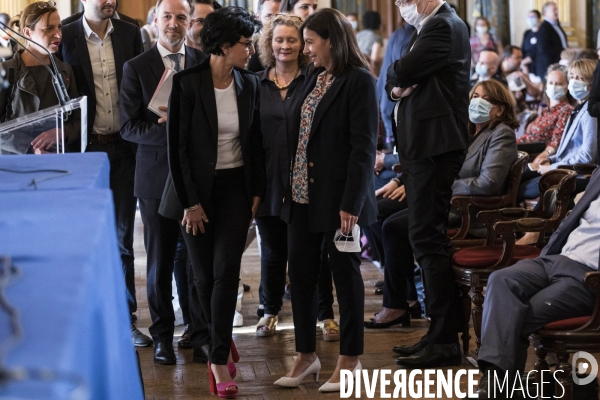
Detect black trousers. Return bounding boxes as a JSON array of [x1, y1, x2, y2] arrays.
[[255, 216, 288, 315], [402, 150, 465, 344], [381, 208, 419, 309], [173, 233, 210, 348], [181, 167, 251, 364], [363, 196, 408, 265], [139, 198, 180, 342], [255, 216, 336, 319], [87, 140, 137, 315], [288, 202, 364, 355]]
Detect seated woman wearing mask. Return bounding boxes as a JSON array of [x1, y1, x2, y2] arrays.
[[0, 1, 79, 154], [518, 65, 573, 158], [519, 59, 598, 203], [365, 80, 518, 330]]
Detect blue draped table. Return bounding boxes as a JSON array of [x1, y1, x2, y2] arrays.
[[0, 153, 110, 192], [0, 156, 143, 400]]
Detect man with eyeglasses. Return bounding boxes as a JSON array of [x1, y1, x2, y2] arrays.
[[385, 0, 471, 368], [120, 0, 209, 365], [186, 0, 214, 50]]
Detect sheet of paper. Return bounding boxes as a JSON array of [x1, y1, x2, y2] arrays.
[[148, 68, 176, 118]]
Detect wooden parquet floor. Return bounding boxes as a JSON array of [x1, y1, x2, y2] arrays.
[[131, 214, 556, 400]]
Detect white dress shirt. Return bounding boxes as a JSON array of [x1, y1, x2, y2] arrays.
[[156, 42, 186, 70], [561, 194, 600, 270], [82, 17, 120, 135]]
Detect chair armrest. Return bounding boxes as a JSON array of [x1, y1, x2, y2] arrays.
[[392, 163, 402, 174], [450, 196, 474, 240], [573, 163, 597, 175], [477, 208, 529, 244], [573, 272, 600, 331], [493, 217, 553, 236]]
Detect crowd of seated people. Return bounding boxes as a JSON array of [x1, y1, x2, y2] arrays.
[[1, 0, 600, 397]]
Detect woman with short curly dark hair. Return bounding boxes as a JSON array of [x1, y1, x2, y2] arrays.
[[159, 6, 264, 399]]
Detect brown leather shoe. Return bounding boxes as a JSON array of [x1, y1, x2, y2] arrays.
[[178, 324, 192, 348]]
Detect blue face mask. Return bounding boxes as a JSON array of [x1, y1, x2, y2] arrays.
[[469, 97, 493, 124], [475, 63, 488, 78], [568, 79, 589, 100]]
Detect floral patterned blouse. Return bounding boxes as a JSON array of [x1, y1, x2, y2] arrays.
[[291, 71, 335, 204], [518, 100, 574, 148], [470, 33, 498, 66]]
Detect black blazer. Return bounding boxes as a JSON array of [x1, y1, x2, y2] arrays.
[[120, 45, 207, 200], [158, 57, 266, 220], [542, 167, 600, 261], [58, 17, 143, 137], [62, 11, 140, 27], [281, 66, 378, 233], [533, 20, 566, 80], [385, 3, 470, 162]]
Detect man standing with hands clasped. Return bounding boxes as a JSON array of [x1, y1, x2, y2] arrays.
[[120, 0, 207, 365], [385, 0, 471, 367]]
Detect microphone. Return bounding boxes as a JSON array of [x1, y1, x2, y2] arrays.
[[0, 22, 70, 106]]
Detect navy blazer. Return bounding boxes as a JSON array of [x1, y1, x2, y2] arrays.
[[158, 57, 266, 220], [120, 45, 207, 199], [533, 20, 566, 81], [58, 17, 143, 136], [542, 167, 600, 262], [281, 65, 378, 233], [385, 3, 470, 161]]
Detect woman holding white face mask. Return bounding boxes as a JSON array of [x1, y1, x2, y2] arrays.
[[518, 65, 573, 160], [518, 59, 598, 203]]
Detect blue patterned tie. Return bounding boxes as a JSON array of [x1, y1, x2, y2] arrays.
[[167, 53, 182, 72]]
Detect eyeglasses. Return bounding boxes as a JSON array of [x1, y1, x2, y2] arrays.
[[237, 40, 254, 50], [394, 0, 417, 6], [35, 0, 56, 9], [193, 17, 205, 25]]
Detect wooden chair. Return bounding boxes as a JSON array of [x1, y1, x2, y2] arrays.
[[450, 151, 529, 247], [452, 169, 578, 355], [529, 271, 600, 400]]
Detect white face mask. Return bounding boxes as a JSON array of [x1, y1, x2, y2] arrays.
[[476, 25, 488, 34], [527, 17, 539, 28], [568, 79, 590, 100], [334, 225, 361, 253], [545, 84, 566, 101], [475, 63, 488, 78], [349, 20, 358, 30], [469, 97, 494, 124], [396, 0, 425, 27]]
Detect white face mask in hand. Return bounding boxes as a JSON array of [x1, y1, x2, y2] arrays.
[[334, 225, 361, 253]]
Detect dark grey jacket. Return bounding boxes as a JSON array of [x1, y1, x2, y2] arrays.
[[0, 50, 79, 154], [452, 122, 518, 196]]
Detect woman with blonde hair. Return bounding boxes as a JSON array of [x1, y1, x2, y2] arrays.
[[519, 59, 598, 202], [253, 12, 309, 337]]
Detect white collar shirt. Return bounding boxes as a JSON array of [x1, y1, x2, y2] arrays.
[[82, 17, 120, 135], [156, 41, 186, 70]]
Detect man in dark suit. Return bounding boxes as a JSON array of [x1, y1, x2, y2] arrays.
[[534, 1, 567, 81], [474, 168, 600, 398], [120, 0, 208, 365], [58, 0, 147, 345], [385, 0, 470, 367], [62, 1, 140, 27]]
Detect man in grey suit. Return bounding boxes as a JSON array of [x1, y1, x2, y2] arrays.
[[474, 167, 600, 398]]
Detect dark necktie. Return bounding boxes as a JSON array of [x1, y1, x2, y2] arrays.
[[167, 53, 182, 72]]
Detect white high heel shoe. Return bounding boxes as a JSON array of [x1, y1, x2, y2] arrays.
[[318, 360, 362, 392], [274, 357, 321, 387]]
